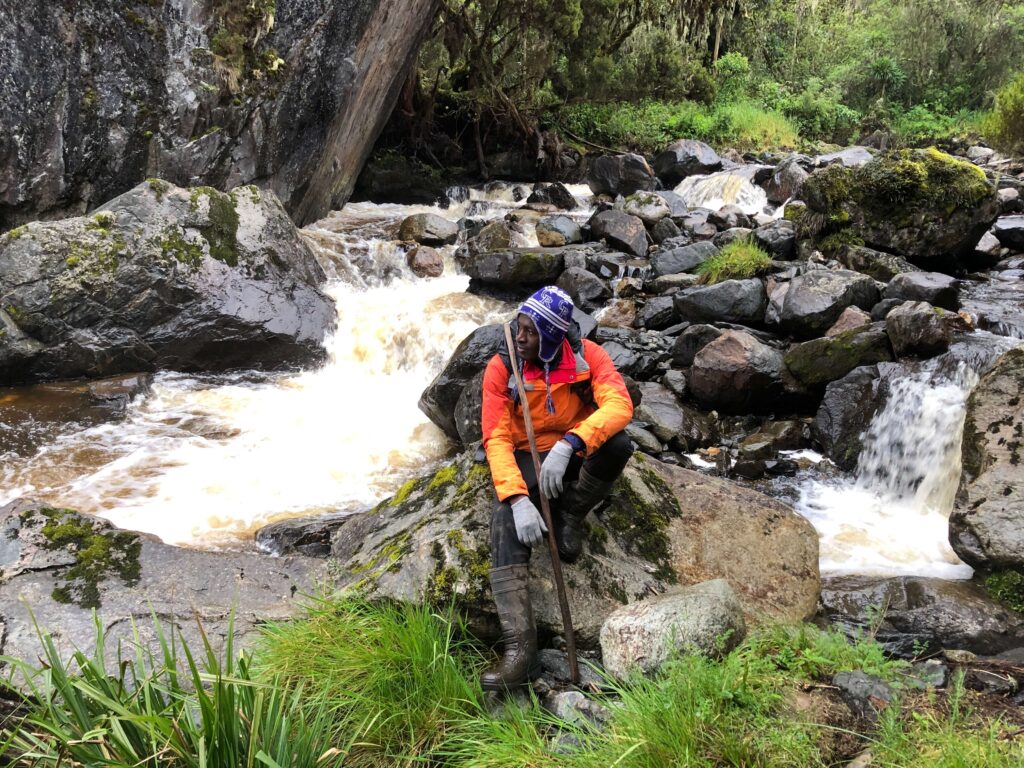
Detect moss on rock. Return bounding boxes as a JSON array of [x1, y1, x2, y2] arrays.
[[190, 187, 240, 266], [32, 507, 141, 609], [984, 569, 1024, 613]]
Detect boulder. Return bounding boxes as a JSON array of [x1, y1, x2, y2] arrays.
[[998, 188, 1022, 214], [949, 348, 1024, 569], [784, 324, 893, 387], [973, 232, 1005, 264], [651, 241, 719, 277], [0, 500, 326, 667], [753, 220, 797, 260], [826, 306, 871, 337], [461, 220, 515, 257], [556, 267, 611, 313], [649, 217, 683, 244], [397, 213, 458, 245], [820, 575, 1024, 657], [812, 363, 899, 469], [778, 269, 880, 338], [600, 580, 746, 678], [837, 245, 916, 281], [453, 368, 486, 445], [708, 205, 752, 231], [764, 157, 809, 203], [0, 181, 335, 385], [634, 296, 677, 330], [0, 0, 440, 229], [461, 247, 565, 286], [597, 299, 637, 328], [816, 147, 874, 167], [653, 140, 723, 186], [870, 298, 904, 321], [675, 279, 768, 326], [689, 330, 786, 412], [418, 324, 503, 442], [587, 153, 656, 197], [671, 324, 723, 367], [883, 272, 959, 310], [991, 215, 1024, 251], [885, 301, 952, 358], [588, 210, 650, 258], [711, 227, 753, 249], [536, 215, 583, 247], [799, 149, 1000, 267], [526, 182, 577, 211], [406, 245, 444, 277], [327, 452, 819, 646], [633, 381, 689, 445], [623, 192, 671, 224]]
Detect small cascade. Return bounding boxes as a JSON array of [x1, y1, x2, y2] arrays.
[[674, 171, 768, 215]]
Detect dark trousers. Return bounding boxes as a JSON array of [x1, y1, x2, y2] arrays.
[[490, 431, 634, 567]]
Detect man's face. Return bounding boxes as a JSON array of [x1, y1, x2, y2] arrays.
[[515, 313, 540, 363]]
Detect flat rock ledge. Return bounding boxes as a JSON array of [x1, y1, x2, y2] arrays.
[[322, 451, 820, 646], [0, 499, 328, 670]]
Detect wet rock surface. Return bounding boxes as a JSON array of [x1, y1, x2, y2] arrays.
[[0, 499, 326, 667], [0, 180, 335, 385]]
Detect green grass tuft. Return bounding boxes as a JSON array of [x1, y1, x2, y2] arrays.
[[697, 239, 773, 284]]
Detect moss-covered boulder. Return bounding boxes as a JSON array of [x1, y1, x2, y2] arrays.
[[327, 451, 820, 645], [0, 180, 335, 385], [797, 148, 999, 267], [784, 323, 894, 388], [0, 499, 326, 668]]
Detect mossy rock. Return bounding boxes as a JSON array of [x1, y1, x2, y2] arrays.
[[801, 148, 999, 265], [784, 324, 894, 388]]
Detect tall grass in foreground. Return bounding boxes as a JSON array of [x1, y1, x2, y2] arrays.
[[254, 597, 487, 766], [3, 599, 1022, 767], [0, 615, 347, 767]]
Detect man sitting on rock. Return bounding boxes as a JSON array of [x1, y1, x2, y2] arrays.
[[479, 285, 634, 691]]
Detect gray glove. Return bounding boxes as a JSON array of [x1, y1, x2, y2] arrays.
[[511, 496, 548, 547], [540, 439, 574, 499]]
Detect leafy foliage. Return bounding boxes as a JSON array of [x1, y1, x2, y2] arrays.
[[985, 72, 1024, 155]]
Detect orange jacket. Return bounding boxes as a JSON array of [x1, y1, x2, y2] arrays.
[[481, 337, 634, 501]]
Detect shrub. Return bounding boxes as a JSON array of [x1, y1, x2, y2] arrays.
[[985, 71, 1024, 155], [697, 239, 773, 284], [714, 52, 751, 101]]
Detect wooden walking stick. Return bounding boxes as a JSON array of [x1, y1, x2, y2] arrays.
[[503, 323, 579, 685]]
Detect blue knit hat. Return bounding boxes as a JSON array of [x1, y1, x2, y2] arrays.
[[519, 286, 574, 363]]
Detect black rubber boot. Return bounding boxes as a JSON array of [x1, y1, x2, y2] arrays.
[[480, 565, 541, 692], [555, 468, 614, 563]]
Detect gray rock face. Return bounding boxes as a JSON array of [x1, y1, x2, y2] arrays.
[[0, 0, 437, 229], [883, 272, 959, 310], [754, 220, 797, 260], [587, 153, 656, 197], [826, 306, 871, 336], [418, 324, 503, 443], [674, 279, 768, 326], [328, 452, 819, 646], [634, 296, 677, 330], [398, 213, 458, 245], [588, 210, 650, 258], [556, 267, 611, 312], [779, 269, 880, 338], [992, 215, 1024, 250], [885, 301, 952, 358], [653, 140, 723, 186], [651, 241, 719, 276], [838, 245, 916, 282], [634, 382, 686, 444], [0, 180, 335, 385], [816, 147, 874, 167], [0, 499, 326, 668], [689, 330, 786, 412], [765, 158, 809, 203], [950, 348, 1024, 570], [599, 580, 746, 678], [671, 324, 723, 367], [820, 575, 1024, 657], [461, 247, 565, 285], [623, 192, 671, 224], [812, 364, 898, 470], [526, 182, 577, 211], [784, 324, 893, 388], [406, 245, 444, 277], [536, 215, 583, 247]]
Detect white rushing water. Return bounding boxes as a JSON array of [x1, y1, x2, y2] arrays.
[[0, 197, 518, 547], [797, 362, 978, 579]]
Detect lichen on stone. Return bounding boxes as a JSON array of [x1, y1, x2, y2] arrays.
[[189, 187, 241, 266], [34, 507, 141, 609], [146, 177, 169, 201]]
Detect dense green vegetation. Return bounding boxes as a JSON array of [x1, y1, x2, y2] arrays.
[[389, 0, 1024, 166], [697, 239, 774, 283], [2, 598, 1022, 766]]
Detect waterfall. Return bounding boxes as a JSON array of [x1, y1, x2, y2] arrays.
[[674, 171, 768, 215], [0, 199, 512, 547]]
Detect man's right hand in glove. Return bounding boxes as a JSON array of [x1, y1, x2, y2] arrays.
[[510, 496, 547, 547]]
